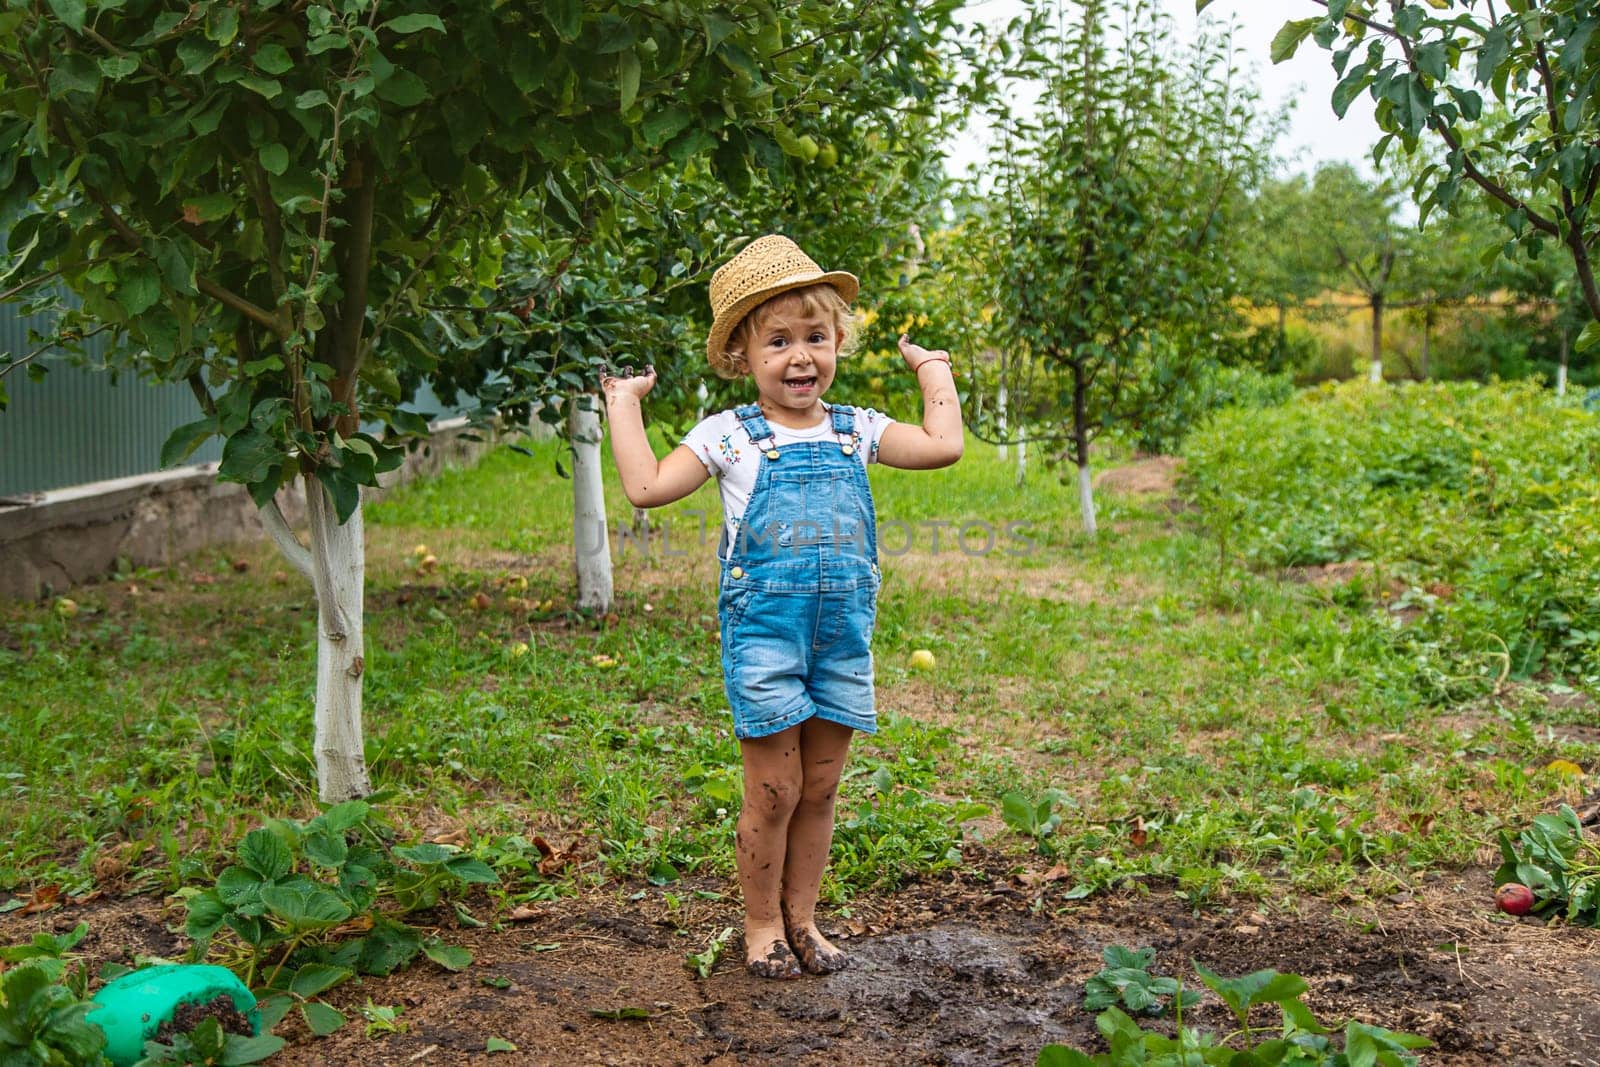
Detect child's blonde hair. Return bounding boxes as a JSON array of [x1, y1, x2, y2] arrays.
[[715, 284, 864, 379]]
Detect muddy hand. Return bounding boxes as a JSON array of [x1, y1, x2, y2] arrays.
[[600, 363, 657, 400]]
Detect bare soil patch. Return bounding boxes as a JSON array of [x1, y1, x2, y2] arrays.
[[1092, 456, 1183, 496], [6, 854, 1596, 1066]]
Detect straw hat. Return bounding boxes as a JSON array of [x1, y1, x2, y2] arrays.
[[706, 235, 859, 374]]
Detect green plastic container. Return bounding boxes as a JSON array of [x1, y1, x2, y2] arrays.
[[86, 964, 258, 1067]]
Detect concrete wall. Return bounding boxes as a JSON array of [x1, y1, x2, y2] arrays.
[[0, 419, 492, 601]]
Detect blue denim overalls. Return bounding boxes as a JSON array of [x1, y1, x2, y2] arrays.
[[718, 403, 880, 740]]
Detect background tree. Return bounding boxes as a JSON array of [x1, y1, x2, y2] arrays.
[[1263, 1, 1600, 346], [0, 0, 953, 801], [966, 0, 1273, 535]]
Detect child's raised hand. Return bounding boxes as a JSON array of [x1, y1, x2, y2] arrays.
[[898, 335, 951, 373], [600, 364, 657, 401]]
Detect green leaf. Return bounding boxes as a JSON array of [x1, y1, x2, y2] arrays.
[[486, 1037, 517, 1053], [382, 13, 445, 34], [356, 919, 422, 976], [642, 105, 692, 148], [161, 417, 217, 467], [1271, 19, 1318, 64], [1037, 1045, 1097, 1067], [45, 0, 86, 32], [619, 49, 641, 112], [238, 827, 293, 881], [394, 842, 454, 866], [260, 882, 351, 930], [254, 44, 293, 75], [236, 74, 283, 100], [98, 55, 141, 80], [259, 143, 289, 175], [375, 70, 429, 107], [218, 1033, 286, 1065], [300, 1001, 346, 1037], [422, 938, 473, 972], [444, 857, 499, 884], [545, 0, 581, 41], [184, 192, 236, 223], [289, 963, 353, 998], [302, 830, 348, 868]]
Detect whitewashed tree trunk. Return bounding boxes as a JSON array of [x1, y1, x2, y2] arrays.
[[1558, 330, 1570, 397], [997, 380, 1008, 461], [695, 381, 709, 423], [1077, 462, 1097, 537], [570, 394, 614, 613], [304, 481, 371, 802], [1016, 437, 1027, 486], [1368, 358, 1383, 384]]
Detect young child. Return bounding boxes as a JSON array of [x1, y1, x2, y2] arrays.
[[601, 234, 962, 979]]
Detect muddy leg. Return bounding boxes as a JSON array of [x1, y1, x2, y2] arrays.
[[737, 727, 804, 979], [781, 717, 854, 975]]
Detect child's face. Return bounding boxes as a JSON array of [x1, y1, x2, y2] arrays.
[[741, 302, 841, 420]]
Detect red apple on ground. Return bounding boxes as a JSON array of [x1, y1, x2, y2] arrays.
[[1495, 882, 1534, 916]]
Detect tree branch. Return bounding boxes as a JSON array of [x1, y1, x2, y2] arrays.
[[258, 496, 315, 583]]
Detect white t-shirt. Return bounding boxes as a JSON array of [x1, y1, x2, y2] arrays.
[[681, 405, 895, 552]]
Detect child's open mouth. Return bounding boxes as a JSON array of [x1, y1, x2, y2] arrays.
[[784, 376, 817, 390]]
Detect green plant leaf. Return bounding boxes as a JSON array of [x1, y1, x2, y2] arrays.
[[486, 1036, 517, 1053], [259, 143, 289, 176], [422, 938, 473, 972], [444, 856, 498, 884], [219, 1032, 287, 1065], [289, 963, 353, 998], [238, 829, 293, 881], [300, 1000, 346, 1037], [160, 417, 216, 468], [382, 13, 445, 34], [260, 882, 351, 931]]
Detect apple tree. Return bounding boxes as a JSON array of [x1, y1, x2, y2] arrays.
[[965, 0, 1273, 535], [1263, 0, 1600, 348], [0, 0, 910, 801]]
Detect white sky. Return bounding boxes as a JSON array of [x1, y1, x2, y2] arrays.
[[949, 0, 1381, 178]]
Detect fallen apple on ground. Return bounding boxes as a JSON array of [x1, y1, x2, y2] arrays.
[[54, 598, 79, 619], [909, 649, 936, 671], [1495, 882, 1534, 916]]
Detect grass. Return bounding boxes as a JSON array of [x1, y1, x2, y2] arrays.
[[0, 411, 1593, 914]]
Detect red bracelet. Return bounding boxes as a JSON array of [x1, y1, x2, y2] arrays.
[[914, 357, 952, 373]]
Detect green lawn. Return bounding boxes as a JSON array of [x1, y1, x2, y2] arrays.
[[1, 418, 1592, 910]]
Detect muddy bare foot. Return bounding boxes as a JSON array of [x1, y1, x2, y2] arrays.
[[786, 922, 849, 975], [745, 932, 802, 980]]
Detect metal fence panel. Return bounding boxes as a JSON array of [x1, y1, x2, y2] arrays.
[[0, 301, 469, 498]]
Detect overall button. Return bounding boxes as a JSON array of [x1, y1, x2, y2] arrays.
[[730, 566, 744, 579], [841, 444, 855, 456], [765, 449, 780, 460]]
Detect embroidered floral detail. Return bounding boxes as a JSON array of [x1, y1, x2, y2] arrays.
[[717, 433, 742, 466]]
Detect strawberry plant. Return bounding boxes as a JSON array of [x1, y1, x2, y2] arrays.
[[184, 800, 493, 1037], [1040, 961, 1430, 1066], [1082, 946, 1201, 1017], [1495, 804, 1600, 925], [131, 1017, 283, 1066], [1002, 789, 1069, 857], [0, 960, 107, 1067]]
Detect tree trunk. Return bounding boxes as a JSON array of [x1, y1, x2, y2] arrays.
[[1368, 293, 1384, 384], [1016, 437, 1026, 487], [305, 480, 371, 802], [1077, 460, 1097, 538], [1071, 360, 1095, 536], [1420, 307, 1432, 381], [997, 379, 1008, 461], [1558, 328, 1570, 397], [569, 394, 613, 613], [695, 381, 708, 423]]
